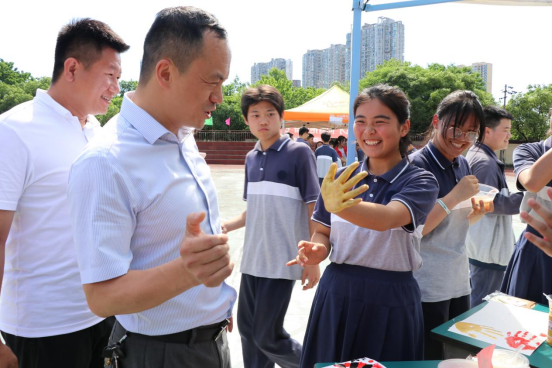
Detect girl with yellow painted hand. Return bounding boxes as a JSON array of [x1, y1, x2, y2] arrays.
[[288, 85, 439, 367]]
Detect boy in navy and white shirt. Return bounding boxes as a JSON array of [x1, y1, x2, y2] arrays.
[[465, 106, 523, 307], [315, 131, 339, 185], [223, 85, 319, 368]]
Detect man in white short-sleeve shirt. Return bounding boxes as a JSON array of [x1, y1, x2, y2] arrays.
[[0, 19, 129, 368]]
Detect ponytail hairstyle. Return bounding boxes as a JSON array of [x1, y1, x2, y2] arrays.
[[353, 84, 411, 158]]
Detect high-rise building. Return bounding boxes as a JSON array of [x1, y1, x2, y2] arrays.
[[303, 17, 404, 88], [471, 62, 493, 93], [302, 49, 325, 88], [250, 58, 293, 84], [457, 62, 493, 93], [346, 17, 405, 79], [302, 45, 349, 89]]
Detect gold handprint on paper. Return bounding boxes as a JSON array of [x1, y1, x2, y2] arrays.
[[455, 322, 503, 339]]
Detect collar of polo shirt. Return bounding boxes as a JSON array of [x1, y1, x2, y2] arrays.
[[427, 140, 458, 170], [253, 135, 290, 152]]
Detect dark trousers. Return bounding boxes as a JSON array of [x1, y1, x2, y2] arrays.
[[422, 295, 469, 360], [469, 263, 505, 308], [108, 320, 231, 368], [1, 317, 114, 368], [238, 274, 301, 368]]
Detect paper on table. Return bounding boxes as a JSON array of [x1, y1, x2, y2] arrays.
[[321, 357, 386, 367], [448, 301, 548, 356]]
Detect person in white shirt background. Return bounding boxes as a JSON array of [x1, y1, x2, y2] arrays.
[[0, 19, 129, 368]]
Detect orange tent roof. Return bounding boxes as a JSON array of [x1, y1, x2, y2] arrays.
[[283, 85, 350, 128]]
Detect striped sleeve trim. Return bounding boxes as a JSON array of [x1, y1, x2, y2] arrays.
[[312, 217, 331, 228]]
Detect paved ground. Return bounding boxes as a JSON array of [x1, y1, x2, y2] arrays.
[[210, 165, 524, 368]]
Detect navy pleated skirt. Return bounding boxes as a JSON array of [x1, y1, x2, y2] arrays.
[[501, 226, 552, 305], [300, 263, 424, 368]]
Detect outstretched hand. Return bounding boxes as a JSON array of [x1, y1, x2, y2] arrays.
[[321, 162, 368, 214], [287, 240, 329, 267], [180, 212, 234, 288], [521, 188, 552, 257]]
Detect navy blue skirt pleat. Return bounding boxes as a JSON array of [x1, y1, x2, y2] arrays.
[[501, 226, 552, 305], [300, 263, 424, 368]]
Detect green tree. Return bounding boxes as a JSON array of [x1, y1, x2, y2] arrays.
[[209, 75, 248, 130], [118, 80, 138, 97], [506, 84, 552, 142], [0, 60, 50, 113], [96, 95, 123, 126], [359, 60, 495, 134], [0, 59, 32, 85]]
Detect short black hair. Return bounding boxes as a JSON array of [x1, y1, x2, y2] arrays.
[[241, 84, 284, 118], [321, 132, 331, 142], [483, 106, 513, 130], [140, 6, 227, 83], [52, 18, 129, 83], [299, 127, 309, 136], [307, 133, 314, 139]]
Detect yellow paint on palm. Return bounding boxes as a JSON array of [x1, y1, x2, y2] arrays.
[[321, 162, 368, 214]]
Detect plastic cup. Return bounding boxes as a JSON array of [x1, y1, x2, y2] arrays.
[[472, 184, 499, 211], [438, 359, 478, 368], [491, 349, 529, 368]]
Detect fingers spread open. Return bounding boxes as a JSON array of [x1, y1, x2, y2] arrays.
[[342, 171, 368, 191], [343, 184, 369, 201], [323, 163, 338, 185], [337, 161, 360, 184]]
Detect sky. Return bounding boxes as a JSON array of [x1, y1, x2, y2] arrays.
[[1, 0, 551, 101]]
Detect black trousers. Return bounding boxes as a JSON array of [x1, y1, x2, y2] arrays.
[[108, 320, 231, 368], [1, 317, 114, 368], [237, 274, 301, 368], [422, 295, 470, 360]]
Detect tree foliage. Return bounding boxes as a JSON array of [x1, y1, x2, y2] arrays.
[[0, 59, 51, 114], [359, 60, 495, 134], [506, 84, 552, 142]]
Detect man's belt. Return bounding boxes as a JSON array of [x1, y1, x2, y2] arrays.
[[131, 319, 229, 344]]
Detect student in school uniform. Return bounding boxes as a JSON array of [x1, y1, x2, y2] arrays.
[[409, 90, 493, 360], [223, 85, 320, 368], [518, 187, 552, 258], [465, 106, 523, 308], [288, 84, 439, 366], [501, 111, 552, 305]]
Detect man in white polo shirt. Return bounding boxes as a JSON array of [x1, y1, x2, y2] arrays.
[[67, 7, 236, 367], [0, 19, 129, 368]]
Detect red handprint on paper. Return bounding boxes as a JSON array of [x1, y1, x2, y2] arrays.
[[505, 331, 542, 351]]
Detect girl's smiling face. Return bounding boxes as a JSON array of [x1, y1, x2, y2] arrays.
[[432, 113, 479, 161], [354, 98, 409, 163]]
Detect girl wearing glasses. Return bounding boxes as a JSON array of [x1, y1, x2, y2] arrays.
[[289, 85, 439, 366], [409, 90, 493, 360]]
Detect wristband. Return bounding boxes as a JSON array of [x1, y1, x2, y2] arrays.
[[437, 199, 451, 215]]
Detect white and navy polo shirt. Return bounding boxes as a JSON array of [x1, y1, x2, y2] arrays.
[[410, 141, 473, 302], [514, 136, 552, 223], [241, 135, 319, 280], [312, 157, 439, 272]]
